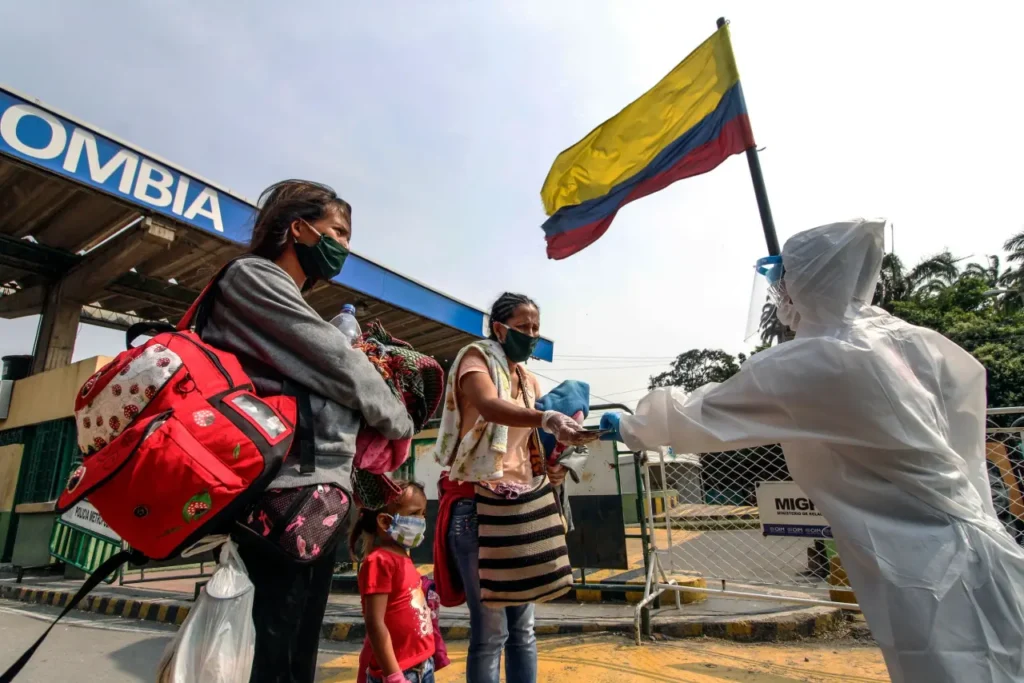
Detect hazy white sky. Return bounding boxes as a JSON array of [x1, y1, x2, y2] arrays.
[[1, 1, 1022, 406]]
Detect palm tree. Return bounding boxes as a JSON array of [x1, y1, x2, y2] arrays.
[[875, 253, 911, 308], [874, 251, 964, 309], [963, 254, 1023, 312], [1002, 230, 1024, 289], [1004, 229, 1024, 266], [998, 229, 1024, 297], [962, 255, 1014, 287], [910, 250, 962, 296]]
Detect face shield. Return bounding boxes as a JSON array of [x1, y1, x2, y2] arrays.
[[744, 255, 786, 342]]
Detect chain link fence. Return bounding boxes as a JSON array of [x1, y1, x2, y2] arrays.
[[648, 444, 837, 596], [644, 407, 1024, 604], [985, 408, 1024, 548]]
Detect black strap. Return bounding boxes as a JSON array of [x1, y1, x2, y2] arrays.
[[0, 550, 133, 683], [190, 254, 263, 336], [282, 380, 316, 475], [295, 387, 315, 475], [125, 322, 176, 350]]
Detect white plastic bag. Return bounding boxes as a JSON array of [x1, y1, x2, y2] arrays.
[[156, 539, 255, 683]]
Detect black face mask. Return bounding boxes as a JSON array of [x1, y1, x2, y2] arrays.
[[295, 233, 349, 282], [499, 325, 540, 363], [293, 219, 349, 287]]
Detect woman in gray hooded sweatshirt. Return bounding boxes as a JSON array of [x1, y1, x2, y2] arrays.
[[200, 179, 414, 683]]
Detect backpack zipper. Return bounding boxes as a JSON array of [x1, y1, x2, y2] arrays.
[[172, 333, 232, 387]]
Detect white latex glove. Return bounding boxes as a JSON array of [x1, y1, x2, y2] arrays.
[[541, 411, 585, 444]]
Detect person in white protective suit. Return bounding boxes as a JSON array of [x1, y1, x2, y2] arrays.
[[600, 218, 1024, 683]]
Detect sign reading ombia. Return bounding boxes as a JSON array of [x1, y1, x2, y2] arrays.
[[0, 89, 255, 242], [0, 86, 558, 362], [755, 481, 832, 538], [60, 500, 121, 542]]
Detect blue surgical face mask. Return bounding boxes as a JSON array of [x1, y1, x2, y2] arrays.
[[387, 513, 426, 548]]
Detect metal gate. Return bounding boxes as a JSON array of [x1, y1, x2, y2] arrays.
[[49, 521, 120, 583]]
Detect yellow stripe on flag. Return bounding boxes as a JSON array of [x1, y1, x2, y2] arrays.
[[541, 25, 741, 215]]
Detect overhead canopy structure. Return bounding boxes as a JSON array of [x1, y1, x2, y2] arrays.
[[0, 85, 554, 375]]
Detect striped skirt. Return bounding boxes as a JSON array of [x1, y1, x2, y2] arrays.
[[475, 483, 573, 607]]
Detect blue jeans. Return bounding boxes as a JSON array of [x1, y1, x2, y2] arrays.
[[366, 656, 435, 683], [448, 498, 538, 683]]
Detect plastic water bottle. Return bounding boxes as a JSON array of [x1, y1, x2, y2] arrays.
[[331, 304, 361, 346]]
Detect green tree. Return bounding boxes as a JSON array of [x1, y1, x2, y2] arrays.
[[962, 254, 1024, 313], [962, 255, 1011, 289], [874, 251, 965, 310], [1002, 228, 1024, 290], [912, 250, 962, 296], [875, 253, 912, 309], [648, 348, 742, 392]]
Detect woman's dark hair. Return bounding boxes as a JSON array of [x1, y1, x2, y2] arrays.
[[249, 179, 352, 260], [488, 292, 539, 340], [347, 480, 426, 561]]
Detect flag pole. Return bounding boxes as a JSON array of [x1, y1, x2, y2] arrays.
[[718, 17, 780, 256]]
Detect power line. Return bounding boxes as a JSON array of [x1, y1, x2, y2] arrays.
[[532, 369, 619, 406], [539, 362, 669, 372], [599, 386, 651, 397], [552, 354, 676, 361], [532, 370, 647, 411]]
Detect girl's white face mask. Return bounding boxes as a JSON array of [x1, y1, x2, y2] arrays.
[[387, 514, 426, 548]]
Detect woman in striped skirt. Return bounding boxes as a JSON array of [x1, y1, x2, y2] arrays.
[[431, 292, 590, 683]]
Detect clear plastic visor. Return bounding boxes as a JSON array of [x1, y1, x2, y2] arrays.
[[744, 256, 784, 342]]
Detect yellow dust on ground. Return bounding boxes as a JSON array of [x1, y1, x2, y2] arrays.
[[317, 633, 890, 683]]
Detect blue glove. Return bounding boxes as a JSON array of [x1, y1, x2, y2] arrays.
[[599, 412, 623, 442]]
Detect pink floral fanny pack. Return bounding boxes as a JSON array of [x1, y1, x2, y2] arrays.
[[236, 483, 350, 563]]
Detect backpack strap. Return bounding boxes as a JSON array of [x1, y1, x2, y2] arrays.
[[178, 254, 263, 333], [0, 550, 134, 683], [179, 255, 317, 475], [284, 380, 316, 475], [125, 322, 176, 350]]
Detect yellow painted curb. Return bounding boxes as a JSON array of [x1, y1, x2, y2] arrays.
[[726, 621, 753, 638], [444, 626, 470, 640], [828, 554, 858, 605], [624, 574, 707, 607]]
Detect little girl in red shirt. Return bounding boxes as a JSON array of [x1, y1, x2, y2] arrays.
[[351, 481, 435, 683]]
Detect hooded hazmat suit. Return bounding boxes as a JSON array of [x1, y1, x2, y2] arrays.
[[618, 219, 1024, 683]]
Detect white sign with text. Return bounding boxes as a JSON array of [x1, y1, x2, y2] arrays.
[[756, 481, 832, 538], [60, 500, 121, 542]]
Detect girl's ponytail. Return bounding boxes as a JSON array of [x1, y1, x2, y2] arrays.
[[348, 507, 380, 561]]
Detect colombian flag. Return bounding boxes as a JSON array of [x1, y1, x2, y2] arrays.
[[540, 24, 754, 260]]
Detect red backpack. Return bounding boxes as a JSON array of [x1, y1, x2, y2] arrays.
[[2, 257, 303, 682]]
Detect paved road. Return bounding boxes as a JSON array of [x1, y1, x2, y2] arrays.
[[0, 599, 888, 682], [666, 528, 821, 586], [0, 601, 356, 682]]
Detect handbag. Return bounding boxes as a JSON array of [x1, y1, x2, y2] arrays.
[[235, 482, 351, 562], [470, 366, 573, 607]]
